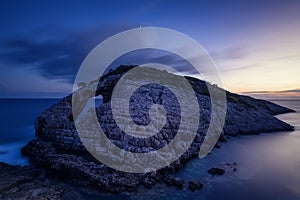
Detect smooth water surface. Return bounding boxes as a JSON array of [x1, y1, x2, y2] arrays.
[[0, 99, 299, 200]]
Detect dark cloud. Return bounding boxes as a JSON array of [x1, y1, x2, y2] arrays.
[[284, 89, 300, 93], [0, 24, 220, 97], [105, 48, 201, 75], [1, 23, 225, 83], [0, 24, 138, 80]]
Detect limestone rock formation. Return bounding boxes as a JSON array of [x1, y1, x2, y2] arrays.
[[20, 65, 294, 193]]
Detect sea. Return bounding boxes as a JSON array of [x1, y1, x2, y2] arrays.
[[0, 98, 299, 200]]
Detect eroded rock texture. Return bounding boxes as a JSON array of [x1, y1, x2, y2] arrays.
[[21, 65, 294, 193]]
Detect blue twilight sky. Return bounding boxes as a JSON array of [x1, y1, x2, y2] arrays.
[[0, 0, 299, 98]]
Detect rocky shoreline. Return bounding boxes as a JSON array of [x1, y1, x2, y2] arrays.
[[0, 161, 237, 199], [0, 65, 295, 198], [0, 162, 84, 200]]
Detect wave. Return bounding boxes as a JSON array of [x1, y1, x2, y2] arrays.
[[0, 142, 29, 166]]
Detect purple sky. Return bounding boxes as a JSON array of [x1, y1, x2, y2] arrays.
[[0, 0, 299, 98]]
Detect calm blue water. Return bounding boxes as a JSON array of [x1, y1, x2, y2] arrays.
[[171, 100, 300, 200], [0, 98, 60, 165], [0, 99, 299, 200]]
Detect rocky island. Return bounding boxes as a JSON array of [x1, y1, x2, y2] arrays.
[[0, 65, 295, 199]]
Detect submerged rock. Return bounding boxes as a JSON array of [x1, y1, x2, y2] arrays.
[[208, 167, 225, 176], [188, 180, 203, 191], [20, 65, 294, 193], [172, 177, 184, 189]]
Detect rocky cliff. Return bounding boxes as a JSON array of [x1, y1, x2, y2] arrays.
[[20, 65, 294, 193]]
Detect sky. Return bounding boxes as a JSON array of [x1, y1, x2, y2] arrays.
[[0, 0, 299, 98]]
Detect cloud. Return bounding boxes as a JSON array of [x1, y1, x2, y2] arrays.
[[243, 89, 300, 94], [210, 45, 250, 61], [208, 45, 263, 74], [242, 89, 300, 101], [267, 54, 300, 62], [0, 63, 73, 97], [105, 48, 210, 76], [0, 24, 138, 80], [0, 24, 146, 97], [0, 24, 226, 82], [0, 25, 242, 97], [219, 63, 263, 73]]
